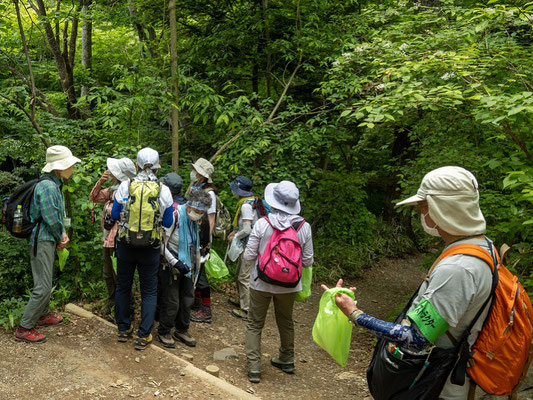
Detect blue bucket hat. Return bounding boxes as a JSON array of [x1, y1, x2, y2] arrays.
[[229, 176, 254, 197]]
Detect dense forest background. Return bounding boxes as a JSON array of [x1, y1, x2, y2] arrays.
[[0, 0, 531, 328]]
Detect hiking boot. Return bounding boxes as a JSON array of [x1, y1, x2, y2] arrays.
[[37, 312, 63, 326], [135, 333, 153, 351], [117, 326, 134, 342], [271, 357, 295, 374], [190, 306, 212, 323], [228, 297, 240, 308], [157, 333, 176, 348], [173, 330, 197, 347], [247, 370, 261, 384], [14, 328, 47, 343], [231, 309, 248, 320]]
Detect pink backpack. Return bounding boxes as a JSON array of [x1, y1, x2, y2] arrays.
[[257, 217, 305, 287]]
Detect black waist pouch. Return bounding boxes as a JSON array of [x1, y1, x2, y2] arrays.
[[367, 339, 459, 400]]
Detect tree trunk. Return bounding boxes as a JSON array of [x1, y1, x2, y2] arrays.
[[32, 0, 80, 119], [168, 0, 179, 172], [81, 0, 92, 98], [262, 0, 271, 97]]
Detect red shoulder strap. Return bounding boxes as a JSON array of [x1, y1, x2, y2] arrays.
[[263, 216, 273, 228], [428, 243, 498, 278]]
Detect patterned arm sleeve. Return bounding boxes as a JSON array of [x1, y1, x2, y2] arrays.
[[89, 181, 110, 203], [355, 313, 430, 352]]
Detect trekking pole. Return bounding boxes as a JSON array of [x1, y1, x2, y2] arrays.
[[223, 242, 230, 264]]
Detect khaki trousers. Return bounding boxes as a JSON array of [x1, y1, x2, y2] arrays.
[[235, 255, 253, 312], [245, 288, 296, 371]]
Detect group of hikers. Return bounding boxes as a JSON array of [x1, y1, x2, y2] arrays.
[[7, 144, 532, 399]]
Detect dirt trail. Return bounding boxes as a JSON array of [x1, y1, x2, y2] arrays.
[[0, 255, 426, 400]]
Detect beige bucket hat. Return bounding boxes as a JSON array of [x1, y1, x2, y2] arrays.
[[42, 145, 81, 172], [189, 158, 214, 183]]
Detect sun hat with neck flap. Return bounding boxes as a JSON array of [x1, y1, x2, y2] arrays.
[[42, 145, 81, 172], [264, 180, 301, 215], [107, 157, 136, 182], [396, 166, 486, 236]]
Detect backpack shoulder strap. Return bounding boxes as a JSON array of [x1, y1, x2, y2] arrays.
[[428, 243, 496, 278], [292, 219, 305, 232]]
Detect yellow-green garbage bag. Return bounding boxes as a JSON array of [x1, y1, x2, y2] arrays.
[[312, 287, 355, 367], [205, 250, 229, 279], [111, 254, 117, 274], [57, 248, 69, 271], [295, 267, 312, 302]]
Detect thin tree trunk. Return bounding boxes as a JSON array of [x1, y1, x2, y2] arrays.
[[262, 0, 271, 97], [168, 0, 179, 172], [31, 0, 80, 119], [81, 0, 92, 97]]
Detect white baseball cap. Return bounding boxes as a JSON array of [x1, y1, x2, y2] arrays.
[[42, 145, 81, 172], [137, 147, 161, 170], [397, 166, 486, 236]]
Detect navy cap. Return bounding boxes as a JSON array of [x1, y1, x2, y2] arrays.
[[229, 176, 254, 197]]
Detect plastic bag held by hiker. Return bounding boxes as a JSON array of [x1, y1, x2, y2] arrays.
[[243, 180, 314, 384], [321, 167, 533, 400], [313, 286, 355, 367]]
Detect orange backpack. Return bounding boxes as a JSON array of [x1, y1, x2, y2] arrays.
[[434, 242, 533, 397]]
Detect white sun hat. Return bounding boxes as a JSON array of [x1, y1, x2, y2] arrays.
[[264, 180, 301, 215], [189, 158, 214, 183], [42, 145, 81, 172], [107, 157, 136, 182], [397, 166, 486, 236], [137, 147, 161, 170]]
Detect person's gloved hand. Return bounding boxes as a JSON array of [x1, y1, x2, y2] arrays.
[[172, 260, 191, 276]]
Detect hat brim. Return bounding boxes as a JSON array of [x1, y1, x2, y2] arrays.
[[264, 183, 301, 214], [107, 158, 126, 182], [229, 181, 253, 197], [189, 163, 213, 183], [42, 156, 81, 173], [395, 194, 425, 207]]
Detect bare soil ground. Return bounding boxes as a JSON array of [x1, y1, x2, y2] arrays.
[[0, 255, 427, 400]]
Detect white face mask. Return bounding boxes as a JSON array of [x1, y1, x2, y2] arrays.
[[421, 213, 440, 237], [190, 170, 197, 182], [187, 210, 204, 221]]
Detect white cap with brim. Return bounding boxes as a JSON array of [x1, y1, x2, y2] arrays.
[[137, 147, 161, 170], [107, 157, 136, 182], [42, 145, 81, 172], [396, 166, 486, 236], [189, 158, 214, 183], [265, 181, 301, 215]]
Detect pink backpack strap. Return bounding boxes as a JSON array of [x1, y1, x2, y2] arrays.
[[263, 216, 273, 228], [292, 219, 305, 232]]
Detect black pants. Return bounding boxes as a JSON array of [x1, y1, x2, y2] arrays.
[[157, 264, 194, 335]]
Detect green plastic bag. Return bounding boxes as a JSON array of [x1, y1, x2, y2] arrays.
[[295, 267, 312, 302], [57, 248, 69, 271], [312, 287, 355, 367], [204, 250, 229, 279], [111, 254, 117, 274]]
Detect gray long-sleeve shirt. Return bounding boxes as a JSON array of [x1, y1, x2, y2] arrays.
[[244, 211, 313, 294]]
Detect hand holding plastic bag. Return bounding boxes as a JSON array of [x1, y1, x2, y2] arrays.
[[295, 267, 312, 302], [312, 287, 355, 367], [205, 250, 229, 279], [227, 238, 244, 262]]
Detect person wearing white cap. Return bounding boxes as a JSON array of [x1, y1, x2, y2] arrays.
[[89, 157, 136, 305], [15, 145, 81, 343], [243, 180, 314, 383], [110, 147, 174, 350], [188, 158, 217, 323], [325, 166, 494, 399]]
